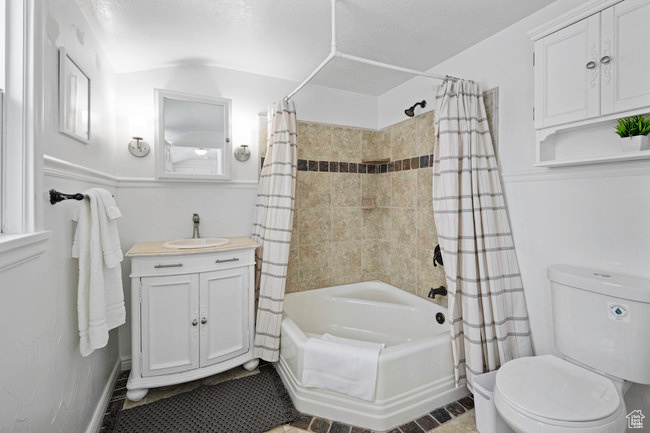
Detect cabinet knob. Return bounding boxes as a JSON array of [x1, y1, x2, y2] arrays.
[[586, 61, 597, 70], [201, 317, 207, 325], [192, 319, 198, 326], [600, 55, 611, 64]]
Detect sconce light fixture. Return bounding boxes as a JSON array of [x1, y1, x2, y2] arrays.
[[234, 144, 251, 162], [128, 136, 150, 157]]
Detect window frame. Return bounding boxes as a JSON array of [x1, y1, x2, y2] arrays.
[[1, 0, 35, 236]]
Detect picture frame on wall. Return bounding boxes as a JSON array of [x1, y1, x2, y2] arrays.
[[59, 48, 90, 144]]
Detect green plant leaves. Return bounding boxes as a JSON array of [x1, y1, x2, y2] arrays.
[[615, 115, 650, 137]]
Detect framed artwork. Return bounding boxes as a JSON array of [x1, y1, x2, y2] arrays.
[[59, 48, 90, 144]]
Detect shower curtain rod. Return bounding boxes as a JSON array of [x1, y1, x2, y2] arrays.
[[284, 0, 460, 101]]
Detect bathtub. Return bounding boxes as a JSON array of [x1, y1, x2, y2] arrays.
[[275, 281, 468, 431]]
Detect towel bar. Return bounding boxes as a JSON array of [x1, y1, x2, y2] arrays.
[[49, 189, 85, 205], [49, 189, 115, 205]]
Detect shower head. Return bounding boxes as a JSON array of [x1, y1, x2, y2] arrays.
[[405, 100, 426, 117]]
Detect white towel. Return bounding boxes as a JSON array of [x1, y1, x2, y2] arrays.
[[302, 333, 385, 401], [72, 188, 126, 357]]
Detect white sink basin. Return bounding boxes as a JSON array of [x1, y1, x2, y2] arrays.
[[163, 238, 230, 249]]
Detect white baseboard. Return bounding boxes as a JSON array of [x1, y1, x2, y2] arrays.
[[85, 358, 121, 433], [120, 356, 132, 371]]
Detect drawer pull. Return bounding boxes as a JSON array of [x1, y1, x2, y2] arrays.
[[154, 263, 183, 268], [215, 258, 239, 263]]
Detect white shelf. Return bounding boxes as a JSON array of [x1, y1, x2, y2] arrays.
[[535, 150, 650, 167]]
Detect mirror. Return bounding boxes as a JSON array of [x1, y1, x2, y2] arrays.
[[59, 48, 91, 144], [155, 89, 231, 180]]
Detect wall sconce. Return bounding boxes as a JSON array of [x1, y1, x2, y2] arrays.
[[128, 136, 151, 157], [234, 144, 251, 162]]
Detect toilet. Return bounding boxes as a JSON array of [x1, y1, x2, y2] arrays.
[[493, 265, 650, 433]]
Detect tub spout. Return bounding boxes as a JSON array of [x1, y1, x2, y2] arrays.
[[428, 286, 447, 299]]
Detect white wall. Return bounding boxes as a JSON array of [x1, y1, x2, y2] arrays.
[[0, 0, 121, 432], [115, 65, 378, 181], [378, 0, 650, 419], [114, 64, 379, 359]]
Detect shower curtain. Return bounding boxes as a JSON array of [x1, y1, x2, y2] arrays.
[[251, 100, 297, 362], [432, 79, 532, 389]]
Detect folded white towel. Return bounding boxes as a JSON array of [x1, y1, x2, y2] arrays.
[[72, 188, 126, 357], [302, 333, 385, 401]]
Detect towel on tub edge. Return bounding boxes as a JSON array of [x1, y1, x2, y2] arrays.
[[301, 333, 385, 401]]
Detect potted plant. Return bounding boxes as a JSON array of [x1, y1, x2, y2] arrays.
[[615, 115, 650, 152]]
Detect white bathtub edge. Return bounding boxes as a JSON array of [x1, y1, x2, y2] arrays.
[[275, 357, 469, 431]]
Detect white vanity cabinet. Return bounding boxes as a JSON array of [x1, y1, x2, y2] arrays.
[[533, 0, 650, 130], [125, 238, 259, 401]]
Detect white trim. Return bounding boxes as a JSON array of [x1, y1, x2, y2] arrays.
[[43, 155, 117, 187], [0, 230, 50, 272], [42, 154, 258, 189], [2, 0, 36, 234], [84, 358, 120, 433], [501, 162, 650, 183], [528, 0, 623, 41], [117, 178, 258, 189]]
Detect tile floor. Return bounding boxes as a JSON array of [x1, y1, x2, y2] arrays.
[[99, 365, 478, 433]]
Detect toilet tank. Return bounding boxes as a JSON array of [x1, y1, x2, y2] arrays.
[[548, 265, 650, 385]]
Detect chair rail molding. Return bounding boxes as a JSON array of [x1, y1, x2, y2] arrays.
[[43, 155, 258, 189]]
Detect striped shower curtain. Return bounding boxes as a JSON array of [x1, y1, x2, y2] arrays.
[[432, 79, 532, 390], [251, 100, 297, 362]]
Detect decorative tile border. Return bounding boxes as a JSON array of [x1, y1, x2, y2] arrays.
[[295, 154, 434, 174], [290, 395, 475, 433], [260, 154, 435, 174]]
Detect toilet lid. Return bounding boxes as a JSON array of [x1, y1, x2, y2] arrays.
[[495, 355, 620, 423]]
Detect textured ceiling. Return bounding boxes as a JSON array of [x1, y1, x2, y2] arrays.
[[76, 0, 555, 95]]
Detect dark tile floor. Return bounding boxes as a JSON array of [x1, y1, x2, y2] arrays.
[[97, 368, 476, 433], [288, 396, 475, 433]]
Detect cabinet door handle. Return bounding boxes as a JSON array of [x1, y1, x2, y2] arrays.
[[201, 317, 207, 325], [215, 258, 239, 263], [154, 263, 183, 268], [586, 61, 596, 70], [600, 55, 611, 64], [192, 319, 198, 326]]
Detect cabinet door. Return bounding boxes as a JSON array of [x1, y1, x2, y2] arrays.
[[535, 13, 601, 128], [601, 0, 650, 114], [199, 268, 249, 368], [141, 274, 200, 377]]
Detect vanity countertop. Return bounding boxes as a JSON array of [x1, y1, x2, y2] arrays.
[[126, 237, 258, 257]]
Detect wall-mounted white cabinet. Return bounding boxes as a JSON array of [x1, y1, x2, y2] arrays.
[[125, 238, 259, 401], [531, 0, 650, 166]]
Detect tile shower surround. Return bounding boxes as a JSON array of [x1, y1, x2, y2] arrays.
[[265, 111, 448, 306], [260, 91, 497, 307]]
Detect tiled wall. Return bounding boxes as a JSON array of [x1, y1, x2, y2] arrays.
[[261, 90, 498, 308], [282, 111, 447, 306]]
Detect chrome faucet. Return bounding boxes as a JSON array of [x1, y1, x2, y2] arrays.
[[192, 213, 200, 239]]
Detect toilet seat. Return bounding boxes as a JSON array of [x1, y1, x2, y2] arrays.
[[494, 355, 626, 432]]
